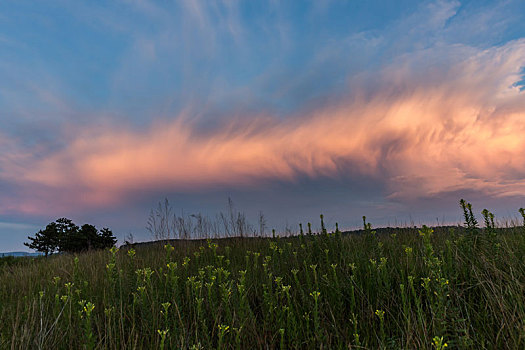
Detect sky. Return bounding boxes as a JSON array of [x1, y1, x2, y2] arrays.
[[1, 0, 525, 252]]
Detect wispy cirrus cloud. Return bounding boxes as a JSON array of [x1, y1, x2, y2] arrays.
[[1, 39, 524, 215]]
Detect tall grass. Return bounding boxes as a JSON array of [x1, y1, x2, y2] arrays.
[[2, 214, 525, 348]]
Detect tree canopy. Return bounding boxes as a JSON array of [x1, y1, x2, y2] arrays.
[[24, 218, 117, 255]]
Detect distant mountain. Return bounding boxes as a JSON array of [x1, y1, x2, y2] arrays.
[[0, 251, 42, 257]]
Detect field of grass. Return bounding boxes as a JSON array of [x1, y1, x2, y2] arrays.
[[2, 214, 525, 349]]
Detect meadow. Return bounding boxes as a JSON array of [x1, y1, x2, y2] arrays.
[[1, 206, 525, 349]]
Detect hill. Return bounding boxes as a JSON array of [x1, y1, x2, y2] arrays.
[[0, 251, 42, 257]]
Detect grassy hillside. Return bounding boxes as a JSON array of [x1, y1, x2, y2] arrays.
[[1, 223, 525, 349]]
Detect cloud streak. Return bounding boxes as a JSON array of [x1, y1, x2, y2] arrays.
[[1, 39, 524, 215]]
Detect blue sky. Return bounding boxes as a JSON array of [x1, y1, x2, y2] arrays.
[[1, 0, 525, 252]]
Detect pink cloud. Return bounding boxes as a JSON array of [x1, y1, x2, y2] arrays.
[[2, 40, 525, 215]]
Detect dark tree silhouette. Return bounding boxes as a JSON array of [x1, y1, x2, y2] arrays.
[[25, 218, 117, 255], [24, 222, 60, 256], [55, 218, 80, 253], [99, 227, 118, 248]]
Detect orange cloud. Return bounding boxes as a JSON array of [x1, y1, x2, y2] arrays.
[[2, 40, 525, 213]]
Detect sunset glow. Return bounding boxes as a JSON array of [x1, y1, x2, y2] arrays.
[[1, 0, 524, 251]]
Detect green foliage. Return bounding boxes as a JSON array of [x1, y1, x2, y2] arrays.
[[24, 218, 117, 255], [459, 199, 479, 234], [0, 255, 30, 268], [3, 207, 525, 349], [482, 209, 496, 235]]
